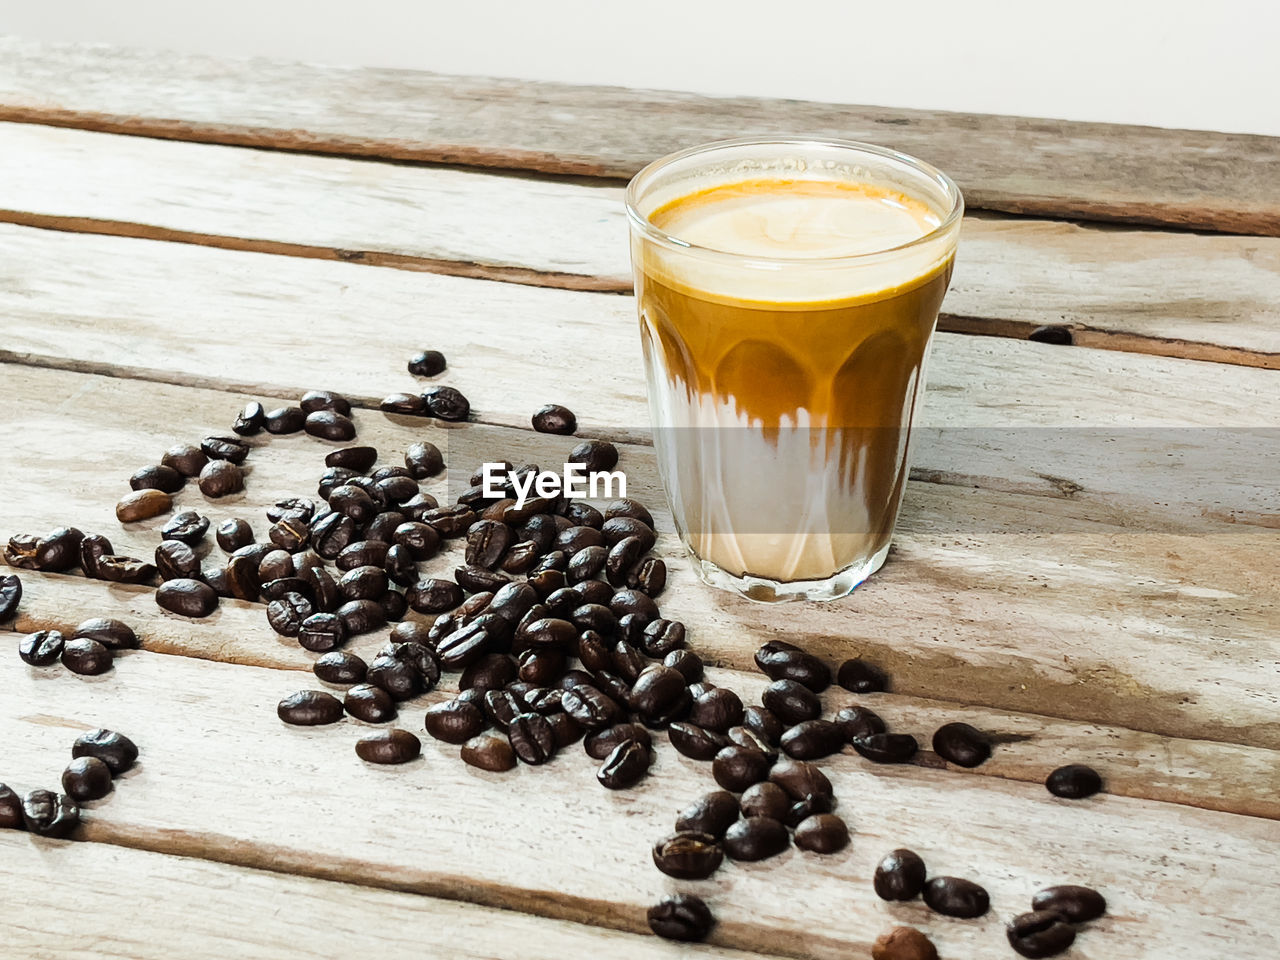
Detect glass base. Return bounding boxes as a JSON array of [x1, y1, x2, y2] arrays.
[[689, 542, 892, 603]]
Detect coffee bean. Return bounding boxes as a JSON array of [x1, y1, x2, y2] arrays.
[[76, 534, 112, 578], [152, 540, 198, 582], [73, 729, 138, 774], [598, 738, 650, 789], [0, 573, 22, 622], [852, 732, 918, 764], [321, 446, 374, 473], [233, 400, 266, 436], [674, 791, 739, 838], [723, 816, 789, 861], [201, 435, 249, 464], [465, 520, 513, 570], [19, 629, 65, 666], [562, 501, 603, 531], [460, 653, 518, 692], [341, 683, 395, 723], [392, 523, 440, 563], [96, 555, 159, 584], [21, 789, 79, 838], [780, 719, 846, 760], [422, 386, 470, 421], [1032, 885, 1106, 922], [652, 831, 723, 879], [212, 520, 252, 555], [366, 656, 422, 702], [754, 640, 832, 691], [667, 722, 731, 761], [313, 650, 365, 685], [582, 723, 651, 761], [31, 527, 82, 573], [435, 619, 496, 669], [266, 518, 309, 553], [873, 848, 928, 900], [62, 756, 113, 802], [506, 712, 557, 765], [1006, 911, 1076, 959], [3, 532, 39, 569], [308, 513, 354, 561], [116, 489, 173, 523], [730, 728, 779, 763], [837, 657, 888, 693], [531, 403, 576, 434], [382, 392, 427, 416], [1046, 763, 1102, 799], [264, 592, 311, 638], [761, 679, 821, 725], [834, 705, 885, 741], [769, 758, 833, 801], [548, 711, 586, 748], [130, 464, 185, 493], [199, 460, 244, 498], [0, 783, 21, 829], [794, 813, 849, 853], [629, 665, 689, 722], [278, 690, 344, 725], [67, 619, 133, 653], [931, 722, 991, 768], [871, 926, 938, 960], [264, 406, 306, 433], [662, 649, 702, 685], [461, 734, 517, 772], [455, 565, 510, 594], [624, 557, 665, 598], [568, 439, 618, 474], [739, 706, 782, 747], [385, 641, 440, 689], [161, 443, 208, 477], [740, 781, 790, 820], [647, 893, 713, 943], [374, 476, 418, 506], [425, 699, 486, 744], [576, 581, 615, 609], [713, 745, 773, 792], [160, 512, 210, 547], [688, 687, 743, 733], [354, 728, 420, 764], [562, 684, 621, 730], [1029, 325, 1074, 345], [61, 638, 113, 676], [923, 877, 989, 918], [408, 349, 446, 377]]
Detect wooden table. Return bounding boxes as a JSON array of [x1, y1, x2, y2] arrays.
[[1, 37, 1278, 960]]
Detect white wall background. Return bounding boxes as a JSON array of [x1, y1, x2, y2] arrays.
[[5, 0, 1279, 135]]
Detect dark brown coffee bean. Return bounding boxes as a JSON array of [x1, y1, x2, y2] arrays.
[[314, 650, 366, 684], [61, 638, 112, 676], [837, 657, 888, 693], [0, 783, 19, 829], [31, 527, 82, 573], [19, 629, 64, 666], [300, 389, 352, 416], [629, 665, 688, 720], [794, 813, 849, 853], [575, 580, 614, 607], [344, 683, 396, 723], [301, 408, 354, 442], [782, 794, 838, 826], [740, 705, 783, 746], [407, 349, 446, 377], [507, 712, 557, 765], [1032, 885, 1106, 923], [687, 687, 743, 733], [647, 893, 713, 943], [610, 588, 660, 625], [265, 592, 312, 637], [562, 545, 604, 584], [569, 439, 618, 473], [322, 445, 374, 472], [713, 745, 773, 792], [600, 516, 655, 552], [356, 728, 420, 764], [425, 699, 486, 744], [374, 476, 419, 507], [652, 831, 722, 879], [561, 684, 621, 730], [338, 598, 385, 636], [97, 555, 155, 585], [602, 498, 653, 527], [459, 652, 518, 692], [160, 511, 209, 546], [62, 756, 113, 802], [161, 443, 208, 477], [310, 513, 355, 560], [834, 705, 886, 741], [923, 877, 989, 918], [482, 689, 529, 730], [625, 557, 666, 597], [295, 612, 344, 652], [514, 648, 560, 685], [422, 385, 470, 421], [455, 564, 510, 594], [3, 532, 40, 569], [156, 578, 218, 618], [852, 732, 918, 764], [874, 849, 927, 901], [769, 758, 833, 801], [436, 619, 495, 669], [740, 781, 790, 820], [761, 679, 821, 725], [406, 577, 462, 615], [674, 790, 739, 837], [116, 488, 173, 523], [754, 640, 832, 691], [264, 406, 306, 433], [130, 464, 185, 493], [931, 721, 991, 768], [366, 655, 422, 702], [781, 720, 846, 760], [153, 540, 198, 582], [461, 734, 516, 772], [1004, 912, 1075, 959], [584, 723, 653, 761], [277, 690, 344, 725], [73, 617, 137, 650], [464, 520, 513, 570], [201, 435, 249, 464], [659, 651, 700, 687], [668, 722, 731, 761], [21, 789, 79, 838], [391, 522, 439, 563], [531, 403, 576, 434], [598, 738, 650, 789], [327, 484, 377, 525], [1028, 324, 1074, 345], [221, 555, 259, 603], [73, 729, 138, 774], [216, 518, 254, 553], [198, 460, 244, 498], [317, 466, 358, 499], [233, 401, 266, 436], [78, 535, 112, 578], [1046, 763, 1102, 798], [871, 926, 938, 960], [335, 540, 389, 572], [723, 816, 788, 861], [601, 536, 644, 586]]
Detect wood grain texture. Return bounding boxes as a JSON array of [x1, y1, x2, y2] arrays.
[[2, 224, 1277, 532], [2, 364, 1278, 755], [2, 123, 1279, 366], [1, 38, 1278, 235], [3, 646, 1279, 959], [0, 835, 780, 960]]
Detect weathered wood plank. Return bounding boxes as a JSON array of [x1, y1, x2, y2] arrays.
[[4, 648, 1279, 959], [1, 38, 1278, 235], [0, 834, 778, 960], [2, 365, 1278, 755], [2, 225, 1277, 531], [3, 123, 1279, 365]]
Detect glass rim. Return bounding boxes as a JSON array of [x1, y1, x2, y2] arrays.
[[624, 136, 964, 268]]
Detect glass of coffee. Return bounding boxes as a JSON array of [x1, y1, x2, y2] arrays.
[[626, 138, 962, 603]]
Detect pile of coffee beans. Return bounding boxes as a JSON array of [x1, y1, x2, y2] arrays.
[[0, 728, 138, 840], [17, 616, 139, 677], [874, 847, 990, 918]]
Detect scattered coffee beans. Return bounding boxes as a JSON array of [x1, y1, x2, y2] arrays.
[[852, 733, 918, 764], [130, 464, 185, 493], [597, 738, 650, 789], [344, 684, 396, 723], [73, 617, 138, 650], [155, 578, 219, 618], [532, 404, 576, 434], [198, 460, 244, 498], [675, 790, 739, 837], [314, 651, 366, 685], [425, 698, 486, 744], [408, 349, 446, 377], [722, 815, 789, 861], [19, 630, 64, 666]]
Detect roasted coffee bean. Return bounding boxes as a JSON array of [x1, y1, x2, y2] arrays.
[[923, 877, 990, 918], [73, 729, 138, 774], [61, 638, 113, 676], [385, 641, 440, 690], [465, 520, 513, 570], [1032, 885, 1107, 923], [562, 684, 621, 730], [0, 783, 22, 829], [723, 816, 789, 861], [575, 580, 614, 608], [1046, 763, 1102, 798], [310, 512, 356, 560], [461, 733, 517, 772], [21, 789, 79, 839], [874, 849, 927, 901], [1028, 324, 1074, 345], [19, 630, 65, 666], [336, 564, 386, 602], [625, 557, 666, 597], [565, 603, 614, 637], [562, 501, 603, 529], [116, 488, 173, 523], [515, 648, 561, 685], [647, 893, 714, 943], [393, 522, 441, 562], [931, 722, 991, 768], [424, 699, 486, 744], [198, 460, 244, 498], [600, 517, 655, 553], [69, 617, 135, 651], [754, 640, 832, 691], [32, 527, 82, 573], [264, 406, 306, 433], [403, 349, 447, 378], [422, 385, 470, 421], [160, 512, 209, 547], [518, 516, 558, 553], [769, 758, 833, 801], [688, 687, 743, 733], [436, 619, 495, 669], [3, 532, 40, 569], [565, 545, 605, 584], [295, 612, 345, 652], [553, 525, 602, 557], [356, 728, 421, 764], [268, 498, 318, 526], [598, 738, 650, 789], [871, 926, 938, 960], [373, 476, 418, 507], [317, 466, 358, 500], [531, 403, 576, 434], [233, 400, 266, 436], [740, 781, 790, 820], [277, 690, 344, 725], [668, 722, 731, 761], [652, 831, 723, 879], [153, 540, 199, 582], [582, 723, 650, 761], [837, 657, 888, 693], [603, 498, 654, 527], [601, 536, 644, 586], [336, 540, 389, 572], [459, 652, 517, 691], [659, 649, 700, 686], [852, 732, 918, 764], [713, 745, 773, 792], [728, 727, 778, 762], [396, 446, 443, 487], [569, 439, 618, 473], [98, 555, 157, 585], [343, 683, 396, 723], [518, 616, 578, 651], [215, 518, 254, 553], [605, 640, 643, 682], [130, 464, 185, 493], [304, 409, 357, 442], [201, 435, 248, 464], [301, 389, 351, 416], [794, 813, 849, 853], [265, 592, 312, 637], [322, 446, 374, 473], [761, 679, 821, 725], [507, 712, 557, 765], [834, 705, 886, 741], [629, 665, 688, 720], [493, 539, 537, 575], [363, 512, 405, 546], [0, 573, 22, 622], [482, 689, 529, 729], [675, 791, 739, 838], [366, 655, 422, 702], [161, 443, 208, 477], [328, 484, 377, 525], [610, 588, 660, 625], [78, 534, 113, 578], [267, 518, 309, 553], [220, 555, 259, 603], [742, 705, 783, 746], [1005, 911, 1076, 959], [785, 793, 836, 827], [406, 577, 462, 615], [372, 465, 412, 482], [781, 720, 846, 760], [594, 671, 633, 711], [455, 564, 510, 594], [314, 650, 366, 685], [338, 598, 385, 636], [155, 579, 217, 623], [62, 756, 113, 802]]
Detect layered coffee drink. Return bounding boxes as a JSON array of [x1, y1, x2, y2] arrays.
[[627, 140, 962, 602]]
